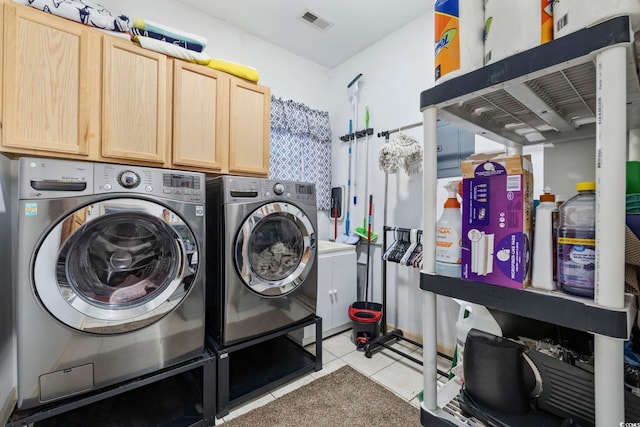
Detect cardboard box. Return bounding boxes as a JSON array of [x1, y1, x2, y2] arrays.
[[460, 153, 534, 289]]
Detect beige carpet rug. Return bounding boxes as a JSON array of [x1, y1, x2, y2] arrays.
[[223, 365, 422, 427]]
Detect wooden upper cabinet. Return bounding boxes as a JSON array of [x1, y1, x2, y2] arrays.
[[1, 2, 100, 157], [172, 61, 229, 172], [101, 37, 169, 166], [229, 78, 271, 177], [0, 2, 272, 175]]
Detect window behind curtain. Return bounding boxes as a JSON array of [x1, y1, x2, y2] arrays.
[[269, 96, 332, 210]]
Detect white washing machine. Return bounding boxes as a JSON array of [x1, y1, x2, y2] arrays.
[[206, 176, 317, 346], [13, 157, 206, 410]]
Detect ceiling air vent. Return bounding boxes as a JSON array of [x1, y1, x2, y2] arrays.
[[299, 9, 333, 31]]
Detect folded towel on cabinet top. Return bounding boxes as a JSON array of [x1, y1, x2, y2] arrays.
[[131, 18, 207, 52], [206, 58, 260, 83], [133, 35, 210, 64], [21, 0, 130, 32]]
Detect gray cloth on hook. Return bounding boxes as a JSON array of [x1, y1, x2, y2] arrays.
[[378, 133, 423, 175]]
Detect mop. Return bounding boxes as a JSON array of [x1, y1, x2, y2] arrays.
[[354, 106, 378, 241], [336, 73, 363, 245], [378, 132, 423, 176]]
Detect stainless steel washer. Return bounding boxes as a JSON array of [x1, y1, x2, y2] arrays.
[[13, 157, 206, 410], [206, 176, 317, 346]]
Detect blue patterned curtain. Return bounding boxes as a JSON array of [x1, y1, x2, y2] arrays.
[[270, 96, 332, 210]]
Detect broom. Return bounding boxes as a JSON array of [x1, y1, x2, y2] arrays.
[[354, 106, 378, 241]]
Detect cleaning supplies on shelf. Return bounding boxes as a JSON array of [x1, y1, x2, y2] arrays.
[[434, 0, 485, 83], [552, 0, 640, 40], [450, 301, 502, 382], [436, 180, 462, 278], [531, 187, 558, 291], [557, 182, 596, 298], [460, 153, 534, 289], [483, 0, 552, 66]]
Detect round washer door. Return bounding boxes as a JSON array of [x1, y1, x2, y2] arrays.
[[235, 202, 316, 297], [33, 198, 200, 334]]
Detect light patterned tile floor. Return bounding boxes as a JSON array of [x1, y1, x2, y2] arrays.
[[217, 329, 451, 424]]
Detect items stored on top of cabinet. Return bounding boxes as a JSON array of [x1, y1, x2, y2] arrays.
[[0, 1, 270, 177]]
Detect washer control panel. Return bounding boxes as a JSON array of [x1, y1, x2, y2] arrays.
[[95, 164, 205, 203]]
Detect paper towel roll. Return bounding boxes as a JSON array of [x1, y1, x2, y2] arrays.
[[434, 0, 485, 84], [484, 0, 552, 65], [553, 0, 640, 38]]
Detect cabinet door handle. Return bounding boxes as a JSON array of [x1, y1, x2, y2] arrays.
[[333, 289, 338, 303]]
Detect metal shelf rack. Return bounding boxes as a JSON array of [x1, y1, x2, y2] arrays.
[[419, 15, 640, 427]]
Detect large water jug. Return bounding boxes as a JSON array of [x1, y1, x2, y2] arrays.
[[557, 182, 596, 297]]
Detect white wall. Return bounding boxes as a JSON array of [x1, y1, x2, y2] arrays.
[[544, 139, 596, 202]]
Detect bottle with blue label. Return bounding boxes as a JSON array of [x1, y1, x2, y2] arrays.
[[556, 182, 596, 298]]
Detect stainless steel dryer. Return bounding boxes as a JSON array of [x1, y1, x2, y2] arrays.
[[206, 176, 317, 346], [13, 157, 206, 410]]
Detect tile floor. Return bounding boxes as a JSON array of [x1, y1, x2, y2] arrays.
[[216, 329, 451, 424]]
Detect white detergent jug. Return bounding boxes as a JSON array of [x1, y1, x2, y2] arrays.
[[451, 300, 502, 381]]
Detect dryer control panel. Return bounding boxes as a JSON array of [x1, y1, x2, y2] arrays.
[[219, 175, 316, 206], [263, 180, 316, 204]]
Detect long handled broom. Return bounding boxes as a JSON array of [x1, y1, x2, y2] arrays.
[[336, 74, 363, 245], [354, 106, 378, 241]]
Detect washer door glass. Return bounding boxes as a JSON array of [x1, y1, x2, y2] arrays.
[[34, 199, 199, 334], [235, 202, 316, 296]]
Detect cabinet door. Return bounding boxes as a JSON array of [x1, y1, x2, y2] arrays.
[[316, 256, 334, 331], [228, 78, 270, 176], [102, 37, 169, 165], [2, 3, 100, 157], [332, 251, 357, 330], [172, 61, 229, 172]]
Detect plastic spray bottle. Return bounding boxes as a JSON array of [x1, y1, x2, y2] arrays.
[[436, 180, 462, 278], [532, 187, 559, 290]]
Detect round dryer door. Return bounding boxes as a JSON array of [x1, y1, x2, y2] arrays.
[[235, 202, 316, 296], [33, 198, 200, 334]]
